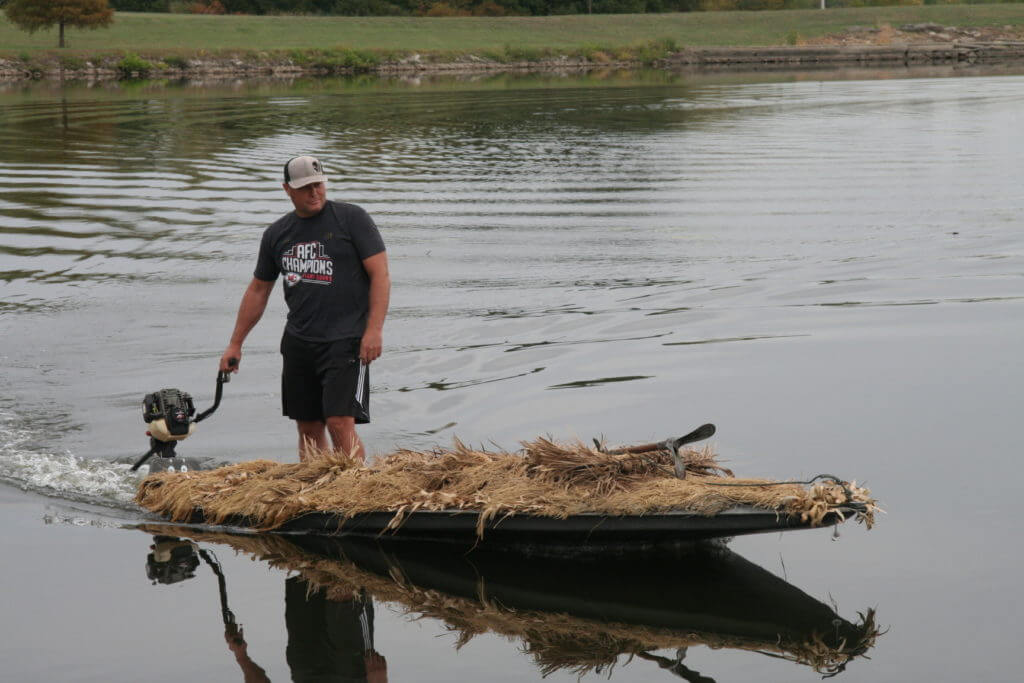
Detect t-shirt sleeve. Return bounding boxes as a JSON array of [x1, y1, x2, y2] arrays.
[[253, 228, 279, 282], [349, 207, 386, 260]]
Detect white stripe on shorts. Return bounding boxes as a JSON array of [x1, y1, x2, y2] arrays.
[[354, 362, 367, 403]]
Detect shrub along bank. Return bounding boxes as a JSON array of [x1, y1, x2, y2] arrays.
[[107, 0, 1024, 16]]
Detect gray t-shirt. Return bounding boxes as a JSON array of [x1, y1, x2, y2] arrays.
[[254, 200, 385, 341]]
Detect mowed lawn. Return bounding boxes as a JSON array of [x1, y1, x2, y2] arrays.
[[2, 6, 1024, 55]]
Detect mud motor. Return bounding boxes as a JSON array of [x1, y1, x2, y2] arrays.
[[130, 358, 236, 472], [147, 536, 201, 585]]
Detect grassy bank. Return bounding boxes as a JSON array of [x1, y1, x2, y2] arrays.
[[2, 6, 1024, 56]]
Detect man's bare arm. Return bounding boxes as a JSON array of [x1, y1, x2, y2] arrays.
[[360, 251, 390, 364], [220, 277, 275, 372], [224, 625, 271, 683]]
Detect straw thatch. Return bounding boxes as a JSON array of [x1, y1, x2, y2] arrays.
[[135, 437, 877, 536], [136, 525, 880, 677]]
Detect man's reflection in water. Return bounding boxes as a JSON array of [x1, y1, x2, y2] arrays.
[[224, 577, 388, 683], [225, 623, 270, 683], [285, 578, 387, 683]]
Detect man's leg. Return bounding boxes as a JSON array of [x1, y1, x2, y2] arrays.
[[319, 339, 369, 462], [326, 415, 365, 462], [296, 420, 328, 462], [282, 333, 330, 462]]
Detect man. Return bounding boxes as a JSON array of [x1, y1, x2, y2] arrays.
[[284, 578, 388, 683], [219, 156, 390, 461], [224, 578, 388, 683]]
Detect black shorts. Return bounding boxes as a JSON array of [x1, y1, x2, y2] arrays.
[[285, 578, 375, 679], [280, 332, 370, 423]]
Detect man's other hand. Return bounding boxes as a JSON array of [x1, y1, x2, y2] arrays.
[[360, 328, 382, 364], [220, 346, 242, 373]]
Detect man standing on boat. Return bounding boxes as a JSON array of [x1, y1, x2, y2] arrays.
[[219, 156, 390, 462]]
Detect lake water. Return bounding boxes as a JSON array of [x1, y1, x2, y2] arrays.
[[1, 67, 1022, 682]]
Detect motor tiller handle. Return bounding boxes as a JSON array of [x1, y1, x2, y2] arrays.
[[196, 357, 237, 424]]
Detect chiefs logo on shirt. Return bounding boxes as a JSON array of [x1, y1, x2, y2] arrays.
[[281, 241, 333, 286]]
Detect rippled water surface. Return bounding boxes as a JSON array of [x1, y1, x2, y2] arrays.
[[1, 70, 1022, 682]]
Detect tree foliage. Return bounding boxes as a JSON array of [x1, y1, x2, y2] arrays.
[[4, 0, 114, 47]]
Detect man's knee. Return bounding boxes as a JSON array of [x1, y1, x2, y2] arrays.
[[295, 420, 326, 450], [296, 419, 325, 437], [325, 416, 362, 458], [325, 415, 355, 434]]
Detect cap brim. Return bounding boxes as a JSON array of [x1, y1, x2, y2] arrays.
[[287, 174, 328, 189]]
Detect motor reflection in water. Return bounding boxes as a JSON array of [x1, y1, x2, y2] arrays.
[[140, 530, 879, 681], [145, 535, 388, 683]]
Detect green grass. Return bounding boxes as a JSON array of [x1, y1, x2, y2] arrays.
[[1, 6, 1023, 56]]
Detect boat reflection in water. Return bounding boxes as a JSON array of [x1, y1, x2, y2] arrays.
[[139, 528, 879, 681]]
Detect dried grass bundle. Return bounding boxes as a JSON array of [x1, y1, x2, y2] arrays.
[[135, 437, 877, 536]]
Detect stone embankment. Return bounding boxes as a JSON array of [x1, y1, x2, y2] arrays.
[[3, 46, 1022, 82], [668, 22, 1023, 68], [0, 54, 614, 81], [3, 23, 1024, 82], [662, 42, 1024, 69]]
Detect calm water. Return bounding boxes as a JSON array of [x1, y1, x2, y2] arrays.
[[1, 69, 1023, 681]]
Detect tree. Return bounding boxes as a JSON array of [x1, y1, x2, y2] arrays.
[[4, 0, 114, 48]]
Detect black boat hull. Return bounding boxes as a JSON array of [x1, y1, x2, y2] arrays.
[[180, 504, 854, 548]]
